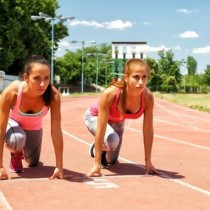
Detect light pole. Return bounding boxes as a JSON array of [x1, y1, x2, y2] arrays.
[[181, 60, 187, 93], [31, 12, 75, 84], [71, 40, 96, 93], [88, 53, 106, 92], [105, 61, 114, 86]]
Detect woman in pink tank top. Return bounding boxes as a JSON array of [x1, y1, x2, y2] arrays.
[[0, 55, 64, 180], [84, 58, 159, 177]]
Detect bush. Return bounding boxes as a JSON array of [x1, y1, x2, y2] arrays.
[[160, 85, 177, 93]]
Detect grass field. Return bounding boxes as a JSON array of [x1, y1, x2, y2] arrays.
[[154, 92, 210, 113]]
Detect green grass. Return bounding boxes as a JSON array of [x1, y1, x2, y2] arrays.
[[154, 92, 210, 113]]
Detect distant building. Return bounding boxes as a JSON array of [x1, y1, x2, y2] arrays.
[[111, 41, 147, 81]]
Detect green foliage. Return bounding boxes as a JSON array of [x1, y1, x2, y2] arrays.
[[202, 65, 210, 85], [158, 50, 182, 85], [187, 56, 197, 75], [0, 0, 68, 75], [55, 51, 81, 84], [146, 57, 162, 91], [146, 50, 182, 92], [54, 44, 112, 85]]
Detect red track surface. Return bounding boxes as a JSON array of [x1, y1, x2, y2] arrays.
[[1, 95, 210, 210]]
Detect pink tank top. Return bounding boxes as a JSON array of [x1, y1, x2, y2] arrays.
[[9, 82, 49, 130], [90, 89, 145, 122]]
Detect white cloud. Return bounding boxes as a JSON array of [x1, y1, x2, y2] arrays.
[[70, 19, 133, 30], [193, 46, 210, 54], [105, 20, 132, 29], [176, 8, 192, 14], [70, 20, 103, 28], [140, 45, 170, 52], [179, 31, 199, 38]]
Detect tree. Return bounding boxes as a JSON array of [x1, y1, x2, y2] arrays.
[[145, 57, 162, 91], [55, 51, 81, 84], [202, 65, 210, 85], [187, 56, 197, 75], [55, 44, 112, 85], [157, 50, 182, 92], [0, 0, 68, 75]]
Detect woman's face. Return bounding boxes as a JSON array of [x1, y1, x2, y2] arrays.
[[24, 63, 50, 95], [126, 63, 148, 92]]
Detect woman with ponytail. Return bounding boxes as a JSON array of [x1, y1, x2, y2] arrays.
[[84, 58, 159, 177], [0, 55, 64, 180]]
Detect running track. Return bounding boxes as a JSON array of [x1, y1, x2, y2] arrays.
[[0, 95, 210, 210]]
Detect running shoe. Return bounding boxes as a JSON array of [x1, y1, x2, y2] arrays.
[[101, 151, 109, 169], [89, 142, 95, 158], [9, 152, 24, 173], [89, 143, 109, 168]]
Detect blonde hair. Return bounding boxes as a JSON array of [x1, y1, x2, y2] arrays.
[[111, 58, 150, 114]]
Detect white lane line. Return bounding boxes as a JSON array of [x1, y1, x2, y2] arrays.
[[118, 157, 210, 196], [62, 129, 210, 196], [62, 130, 90, 145], [155, 100, 210, 124], [0, 191, 13, 210], [154, 119, 210, 133], [126, 126, 210, 151]]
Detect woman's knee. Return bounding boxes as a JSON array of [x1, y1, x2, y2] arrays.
[[6, 127, 26, 151], [107, 133, 120, 151]]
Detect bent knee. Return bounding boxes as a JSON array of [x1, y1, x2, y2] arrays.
[[6, 132, 26, 151], [107, 134, 120, 151]]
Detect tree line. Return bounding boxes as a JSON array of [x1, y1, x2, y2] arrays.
[[55, 46, 210, 93], [1, 0, 210, 93]]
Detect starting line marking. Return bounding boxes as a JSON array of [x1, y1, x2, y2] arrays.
[[84, 178, 119, 189], [0, 191, 13, 210]]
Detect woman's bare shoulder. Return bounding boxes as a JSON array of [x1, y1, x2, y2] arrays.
[[0, 80, 21, 105], [102, 85, 118, 98], [102, 85, 118, 96], [100, 85, 119, 105]]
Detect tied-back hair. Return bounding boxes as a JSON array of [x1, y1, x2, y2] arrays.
[[23, 55, 53, 106], [110, 58, 150, 115]]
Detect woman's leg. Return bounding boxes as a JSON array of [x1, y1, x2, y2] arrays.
[[106, 121, 125, 164], [84, 109, 125, 164], [5, 119, 26, 172], [5, 119, 26, 152], [6, 119, 43, 167], [23, 129, 42, 166]]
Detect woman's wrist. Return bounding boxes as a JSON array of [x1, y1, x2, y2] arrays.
[[145, 158, 151, 162]]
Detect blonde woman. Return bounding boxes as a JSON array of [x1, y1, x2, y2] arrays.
[[84, 58, 159, 176]]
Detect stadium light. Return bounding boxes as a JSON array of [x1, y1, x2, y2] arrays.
[[31, 12, 75, 84], [105, 61, 114, 86], [71, 40, 96, 93], [88, 53, 106, 92]]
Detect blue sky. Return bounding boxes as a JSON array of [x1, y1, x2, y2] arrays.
[[56, 0, 210, 73]]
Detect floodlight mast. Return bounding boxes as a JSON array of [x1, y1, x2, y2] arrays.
[[31, 13, 75, 84], [71, 40, 96, 93]]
